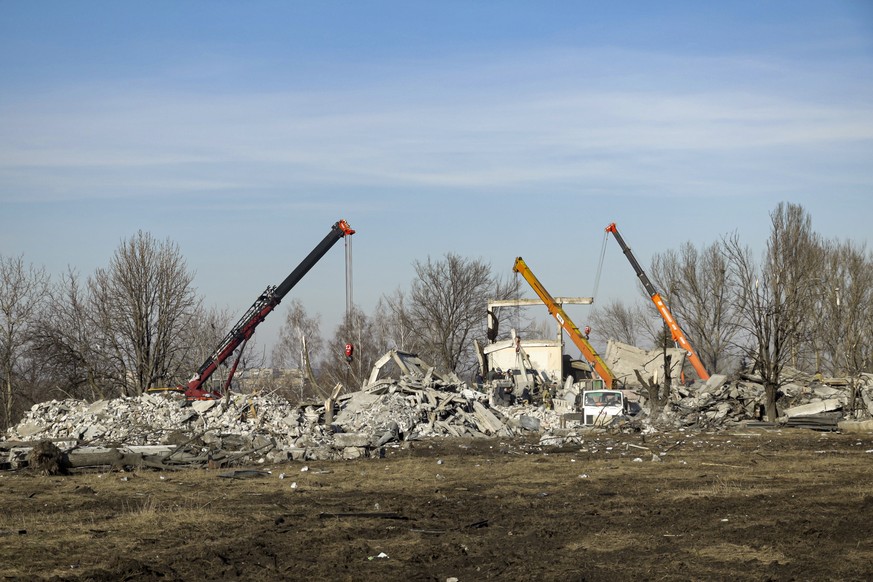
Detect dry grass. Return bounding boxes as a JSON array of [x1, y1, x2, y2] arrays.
[[0, 430, 872, 581], [693, 542, 788, 565]]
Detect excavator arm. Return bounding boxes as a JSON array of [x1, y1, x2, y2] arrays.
[[605, 222, 709, 381], [513, 257, 615, 388], [183, 219, 355, 400]]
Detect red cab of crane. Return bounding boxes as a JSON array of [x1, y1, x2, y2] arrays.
[[345, 343, 354, 362]]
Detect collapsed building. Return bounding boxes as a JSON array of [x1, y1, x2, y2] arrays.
[[3, 344, 872, 472], [7, 217, 869, 473], [4, 229, 872, 469], [5, 271, 873, 470]]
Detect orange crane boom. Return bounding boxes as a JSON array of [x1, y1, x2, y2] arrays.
[[512, 257, 615, 388], [605, 223, 710, 381]]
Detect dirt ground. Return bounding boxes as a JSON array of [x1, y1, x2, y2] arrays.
[[1, 428, 872, 581]]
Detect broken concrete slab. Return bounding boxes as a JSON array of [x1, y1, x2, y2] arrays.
[[341, 447, 367, 460], [472, 401, 510, 436], [783, 399, 843, 418], [14, 423, 45, 438], [332, 433, 371, 448], [604, 340, 687, 389], [516, 415, 541, 432], [191, 399, 217, 414], [811, 385, 843, 399], [838, 420, 873, 433], [701, 374, 728, 394], [85, 400, 110, 415], [333, 392, 381, 424]]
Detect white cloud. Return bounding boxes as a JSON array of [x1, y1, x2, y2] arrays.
[[1, 46, 871, 204]]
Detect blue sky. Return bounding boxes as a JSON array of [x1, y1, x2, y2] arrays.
[[2, 1, 872, 352]]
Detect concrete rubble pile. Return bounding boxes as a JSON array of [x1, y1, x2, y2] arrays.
[[601, 342, 873, 431], [3, 357, 553, 468], [3, 345, 872, 469], [629, 369, 873, 431]]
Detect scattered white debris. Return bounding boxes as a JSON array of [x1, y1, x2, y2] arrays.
[[3, 361, 872, 465]]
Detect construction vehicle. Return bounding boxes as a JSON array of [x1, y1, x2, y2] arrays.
[[552, 387, 630, 427], [512, 257, 616, 388], [475, 296, 600, 407], [581, 389, 626, 426], [180, 219, 355, 400], [604, 222, 710, 381]]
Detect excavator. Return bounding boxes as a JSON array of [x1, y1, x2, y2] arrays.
[[512, 257, 616, 388], [604, 222, 710, 381], [175, 219, 355, 400]]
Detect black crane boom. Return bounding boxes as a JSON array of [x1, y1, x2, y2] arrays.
[[183, 219, 355, 400]]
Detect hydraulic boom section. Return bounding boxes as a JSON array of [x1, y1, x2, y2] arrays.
[[604, 222, 710, 381], [184, 219, 355, 400], [512, 257, 615, 388]]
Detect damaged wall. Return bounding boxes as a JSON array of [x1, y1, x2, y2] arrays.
[[604, 340, 687, 388]]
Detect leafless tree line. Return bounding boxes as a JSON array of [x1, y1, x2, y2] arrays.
[[0, 232, 227, 430], [0, 231, 518, 431], [271, 253, 518, 399], [2, 203, 870, 429], [592, 202, 873, 420]]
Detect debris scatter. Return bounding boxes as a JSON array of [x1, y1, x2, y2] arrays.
[[3, 352, 872, 470]]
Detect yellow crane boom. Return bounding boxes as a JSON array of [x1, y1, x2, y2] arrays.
[[512, 257, 615, 388]]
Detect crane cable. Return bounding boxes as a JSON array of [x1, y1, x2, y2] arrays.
[[345, 233, 353, 320], [591, 229, 609, 303], [513, 268, 521, 335], [344, 234, 354, 364]]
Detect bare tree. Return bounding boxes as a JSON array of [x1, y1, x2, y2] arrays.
[[372, 288, 420, 354], [182, 305, 233, 372], [723, 203, 822, 421], [529, 317, 557, 341], [272, 298, 324, 399], [814, 239, 873, 414], [320, 306, 380, 393], [650, 240, 738, 374], [408, 253, 514, 376], [272, 299, 324, 369], [178, 304, 237, 391], [31, 269, 111, 401], [89, 231, 200, 395], [589, 299, 646, 346], [0, 254, 49, 429]]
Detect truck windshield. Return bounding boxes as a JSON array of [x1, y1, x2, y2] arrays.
[[584, 392, 621, 407]]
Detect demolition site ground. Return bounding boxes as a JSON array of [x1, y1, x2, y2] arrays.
[[1, 429, 872, 581]]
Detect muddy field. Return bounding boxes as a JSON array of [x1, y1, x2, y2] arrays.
[[1, 428, 872, 581]]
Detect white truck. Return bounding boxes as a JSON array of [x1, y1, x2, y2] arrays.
[[580, 389, 626, 426], [553, 382, 632, 427]]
